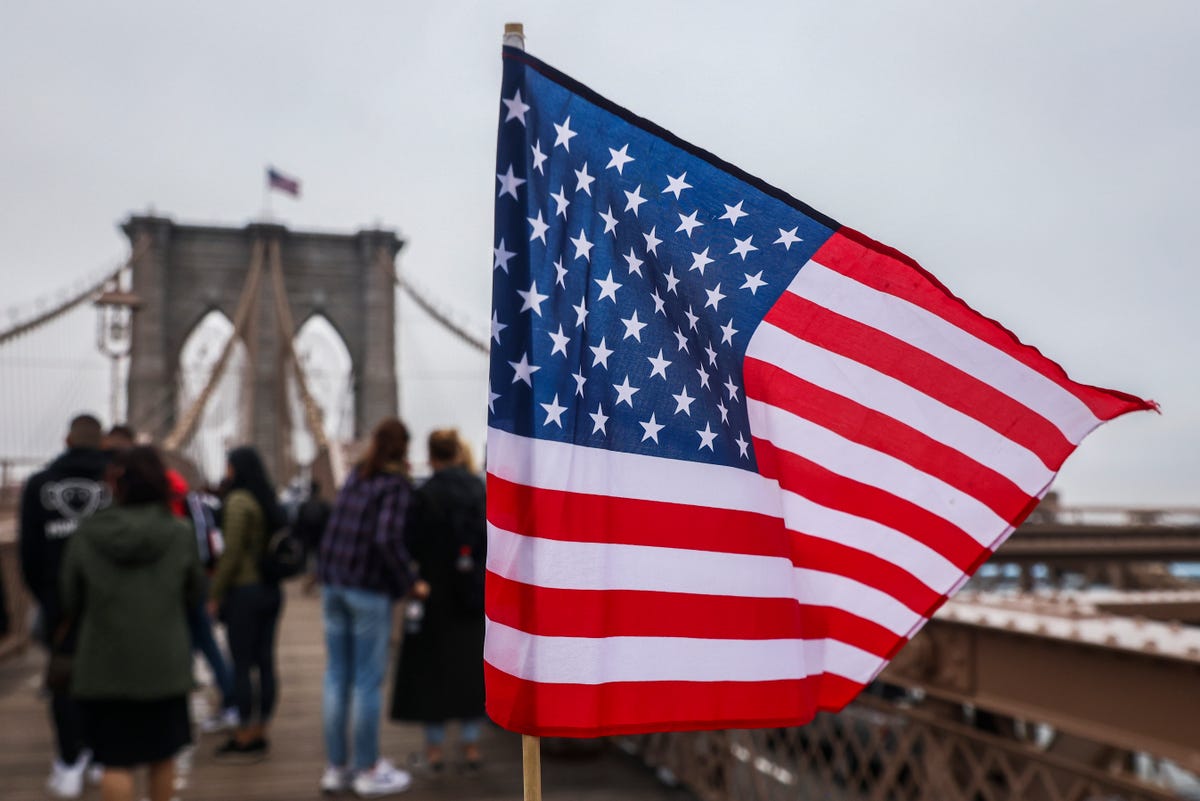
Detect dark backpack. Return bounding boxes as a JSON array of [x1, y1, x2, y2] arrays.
[[259, 525, 307, 583]]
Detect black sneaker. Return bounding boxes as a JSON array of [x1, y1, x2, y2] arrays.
[[214, 737, 268, 763]]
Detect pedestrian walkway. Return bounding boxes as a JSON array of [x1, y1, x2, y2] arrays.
[[0, 586, 691, 801]]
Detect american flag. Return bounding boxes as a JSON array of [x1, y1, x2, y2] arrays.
[[485, 47, 1155, 737], [266, 166, 301, 197]]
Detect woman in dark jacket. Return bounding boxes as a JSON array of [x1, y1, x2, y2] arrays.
[[390, 429, 486, 770], [207, 445, 287, 761], [60, 446, 203, 801]]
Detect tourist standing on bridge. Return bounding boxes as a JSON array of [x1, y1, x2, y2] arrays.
[[208, 446, 286, 762], [18, 413, 109, 798], [317, 417, 417, 797], [390, 429, 487, 773], [60, 445, 202, 801]]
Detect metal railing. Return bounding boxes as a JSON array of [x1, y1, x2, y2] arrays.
[[619, 692, 1188, 801], [0, 540, 33, 659]]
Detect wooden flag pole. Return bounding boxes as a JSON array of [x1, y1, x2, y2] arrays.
[[504, 21, 525, 50], [505, 20, 541, 801], [522, 734, 542, 801]]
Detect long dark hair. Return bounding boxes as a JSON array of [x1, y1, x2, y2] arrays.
[[358, 417, 409, 479], [225, 446, 287, 530], [110, 446, 169, 507]]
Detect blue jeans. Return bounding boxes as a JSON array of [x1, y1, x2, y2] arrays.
[[322, 586, 393, 772], [187, 600, 235, 710], [425, 719, 484, 747]]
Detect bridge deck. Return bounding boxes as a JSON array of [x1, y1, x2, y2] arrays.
[[0, 586, 690, 801]]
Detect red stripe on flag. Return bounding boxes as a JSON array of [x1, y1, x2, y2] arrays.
[[484, 661, 865, 737], [752, 436, 985, 574], [743, 357, 1035, 523], [487, 473, 790, 556], [817, 231, 1156, 421], [765, 291, 1074, 469], [485, 571, 904, 655]]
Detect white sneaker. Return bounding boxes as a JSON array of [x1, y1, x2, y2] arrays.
[[46, 753, 88, 799], [352, 759, 412, 797], [199, 707, 240, 734], [320, 765, 350, 794]]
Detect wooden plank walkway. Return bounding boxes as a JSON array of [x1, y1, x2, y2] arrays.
[[0, 586, 692, 801]]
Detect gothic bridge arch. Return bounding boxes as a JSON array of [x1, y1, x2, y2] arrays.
[[122, 215, 402, 480]]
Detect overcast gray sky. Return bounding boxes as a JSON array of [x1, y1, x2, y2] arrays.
[[1, 1, 1196, 506]]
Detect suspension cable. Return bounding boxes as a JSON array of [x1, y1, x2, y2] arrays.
[[0, 238, 150, 347], [266, 238, 347, 485], [382, 255, 489, 355]]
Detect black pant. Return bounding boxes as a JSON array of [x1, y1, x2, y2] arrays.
[[223, 583, 282, 725], [38, 610, 85, 764], [52, 689, 85, 763]]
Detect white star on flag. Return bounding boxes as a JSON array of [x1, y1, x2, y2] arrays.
[[613, 376, 640, 407], [663, 172, 691, 198], [497, 165, 525, 200], [493, 239, 514, 272], [774, 226, 801, 249], [639, 413, 664, 443], [517, 282, 549, 316], [575, 163, 595, 195], [502, 89, 530, 124], [719, 200, 748, 225], [570, 228, 593, 261], [540, 394, 567, 427], [553, 116, 577, 150], [528, 211, 549, 244], [607, 144, 635, 174]]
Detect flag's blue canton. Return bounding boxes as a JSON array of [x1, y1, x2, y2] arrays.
[[490, 53, 836, 471]]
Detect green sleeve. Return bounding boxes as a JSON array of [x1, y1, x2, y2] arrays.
[[58, 529, 83, 619], [209, 491, 251, 604]]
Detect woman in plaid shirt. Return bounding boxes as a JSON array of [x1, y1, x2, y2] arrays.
[[316, 418, 419, 797]]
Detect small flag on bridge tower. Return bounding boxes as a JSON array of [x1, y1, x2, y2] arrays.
[[266, 166, 301, 198], [485, 47, 1157, 737]]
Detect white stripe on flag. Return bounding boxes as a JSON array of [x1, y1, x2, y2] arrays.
[[794, 261, 1101, 441], [487, 426, 783, 515], [775, 487, 965, 592], [747, 398, 1011, 543], [486, 523, 926, 636], [746, 322, 1055, 495], [484, 618, 884, 685]]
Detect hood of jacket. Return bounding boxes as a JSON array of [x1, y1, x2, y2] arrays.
[[47, 447, 109, 480], [81, 504, 177, 566]]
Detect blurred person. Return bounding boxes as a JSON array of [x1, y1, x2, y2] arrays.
[[99, 424, 136, 453], [292, 479, 332, 593], [207, 446, 286, 761], [104, 424, 236, 729], [186, 486, 239, 734], [390, 428, 487, 772], [317, 418, 417, 797], [60, 446, 203, 801], [19, 413, 109, 798], [102, 425, 187, 516]]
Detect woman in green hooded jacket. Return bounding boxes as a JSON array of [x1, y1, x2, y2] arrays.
[[60, 446, 203, 801]]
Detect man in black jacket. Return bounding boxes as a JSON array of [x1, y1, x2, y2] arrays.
[[19, 413, 109, 799]]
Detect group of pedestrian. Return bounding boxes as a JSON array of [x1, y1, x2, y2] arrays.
[[317, 420, 487, 796], [16, 413, 487, 799]]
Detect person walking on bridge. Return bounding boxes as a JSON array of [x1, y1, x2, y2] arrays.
[[317, 417, 417, 797], [19, 413, 109, 798], [390, 429, 487, 772], [208, 446, 286, 762], [60, 446, 202, 801]]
